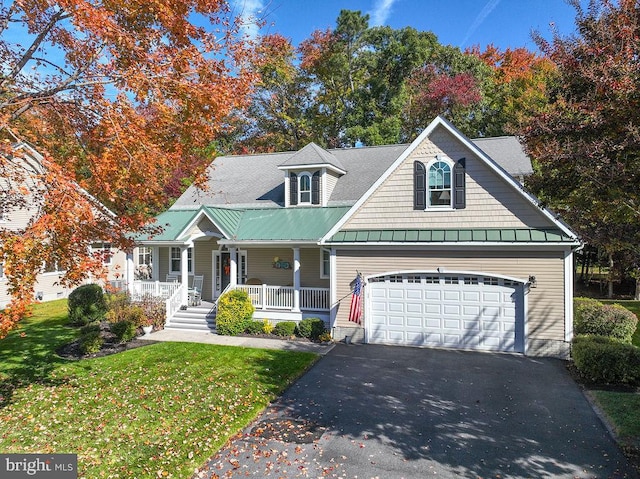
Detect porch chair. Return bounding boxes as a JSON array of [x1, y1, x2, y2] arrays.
[[166, 273, 180, 283], [189, 274, 204, 306]]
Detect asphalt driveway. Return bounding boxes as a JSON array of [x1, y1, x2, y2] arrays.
[[198, 344, 638, 479]]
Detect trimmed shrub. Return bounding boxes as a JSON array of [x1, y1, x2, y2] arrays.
[[80, 323, 101, 336], [68, 284, 107, 325], [262, 319, 274, 335], [110, 321, 138, 343], [216, 290, 254, 336], [318, 331, 332, 343], [273, 321, 296, 337], [574, 299, 637, 344], [105, 293, 131, 323], [245, 320, 266, 335], [296, 317, 326, 340], [79, 330, 104, 354], [572, 335, 640, 386]]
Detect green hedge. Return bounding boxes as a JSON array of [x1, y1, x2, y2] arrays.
[[273, 321, 297, 337], [572, 335, 640, 386], [245, 320, 266, 335], [68, 284, 107, 326], [573, 297, 638, 343], [296, 317, 326, 340], [216, 290, 254, 336]]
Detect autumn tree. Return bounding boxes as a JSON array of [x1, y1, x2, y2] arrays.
[[0, 0, 256, 336], [523, 0, 640, 297], [469, 44, 558, 136]]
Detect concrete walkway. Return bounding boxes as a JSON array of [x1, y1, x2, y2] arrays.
[[139, 328, 335, 355]]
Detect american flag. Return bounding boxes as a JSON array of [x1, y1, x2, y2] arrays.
[[348, 274, 363, 324]]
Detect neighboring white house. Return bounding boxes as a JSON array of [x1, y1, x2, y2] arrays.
[[0, 141, 127, 308]]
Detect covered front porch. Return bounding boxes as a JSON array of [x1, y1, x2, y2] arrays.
[[126, 206, 336, 326]]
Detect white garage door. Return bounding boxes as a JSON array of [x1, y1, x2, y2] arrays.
[[367, 273, 524, 352]]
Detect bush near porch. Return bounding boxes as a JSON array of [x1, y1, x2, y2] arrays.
[[0, 299, 317, 478]]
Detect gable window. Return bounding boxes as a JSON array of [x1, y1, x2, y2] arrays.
[[414, 157, 466, 210], [429, 161, 452, 207], [170, 247, 193, 274], [320, 248, 331, 278]]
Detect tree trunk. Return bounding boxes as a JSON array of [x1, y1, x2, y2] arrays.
[[608, 254, 614, 299], [635, 276, 640, 301]]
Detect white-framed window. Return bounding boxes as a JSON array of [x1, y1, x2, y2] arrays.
[[299, 173, 312, 204], [92, 242, 112, 265], [170, 247, 193, 274], [43, 260, 62, 274], [138, 246, 153, 266], [320, 248, 331, 278], [428, 159, 452, 208]]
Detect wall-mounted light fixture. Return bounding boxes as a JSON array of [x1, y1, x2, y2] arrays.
[[528, 275, 537, 288]]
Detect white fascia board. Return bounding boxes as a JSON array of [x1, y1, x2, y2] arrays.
[[278, 164, 346, 176], [171, 206, 233, 241], [323, 242, 579, 250]]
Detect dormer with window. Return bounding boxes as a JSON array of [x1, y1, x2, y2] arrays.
[[414, 156, 466, 210], [279, 142, 346, 207]]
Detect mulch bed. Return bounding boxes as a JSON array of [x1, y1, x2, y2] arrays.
[[56, 321, 157, 360]]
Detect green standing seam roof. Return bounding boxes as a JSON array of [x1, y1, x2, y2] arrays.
[[328, 228, 577, 243], [232, 207, 351, 241], [136, 206, 351, 243], [135, 209, 201, 242]]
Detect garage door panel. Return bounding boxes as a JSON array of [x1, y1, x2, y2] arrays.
[[406, 303, 422, 314], [406, 289, 422, 300], [443, 290, 460, 301], [444, 319, 461, 329], [367, 275, 523, 353], [464, 320, 480, 331]]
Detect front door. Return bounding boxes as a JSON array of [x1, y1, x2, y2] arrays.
[[213, 250, 247, 297]]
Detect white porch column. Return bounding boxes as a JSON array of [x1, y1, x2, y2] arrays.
[[180, 245, 189, 306], [229, 247, 238, 288], [293, 247, 300, 312], [329, 247, 337, 329], [126, 250, 135, 295], [152, 246, 160, 281]]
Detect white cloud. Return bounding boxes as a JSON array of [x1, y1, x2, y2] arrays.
[[230, 0, 265, 39], [369, 0, 398, 27], [460, 0, 501, 47]]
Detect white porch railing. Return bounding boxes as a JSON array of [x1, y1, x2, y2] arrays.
[[132, 281, 184, 323], [235, 285, 329, 311]]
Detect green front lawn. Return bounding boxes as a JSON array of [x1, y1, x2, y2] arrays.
[[0, 300, 317, 478]]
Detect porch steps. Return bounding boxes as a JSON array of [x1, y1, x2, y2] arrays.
[[166, 304, 216, 332]]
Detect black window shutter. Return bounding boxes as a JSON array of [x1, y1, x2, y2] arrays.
[[312, 171, 320, 205], [289, 173, 298, 206], [414, 161, 426, 210], [454, 158, 466, 209]]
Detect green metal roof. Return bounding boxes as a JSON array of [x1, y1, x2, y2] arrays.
[[203, 206, 244, 237], [232, 207, 350, 242], [135, 206, 350, 243], [328, 228, 576, 244], [136, 209, 201, 242]]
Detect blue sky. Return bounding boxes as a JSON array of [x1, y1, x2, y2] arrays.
[[231, 0, 582, 52]]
